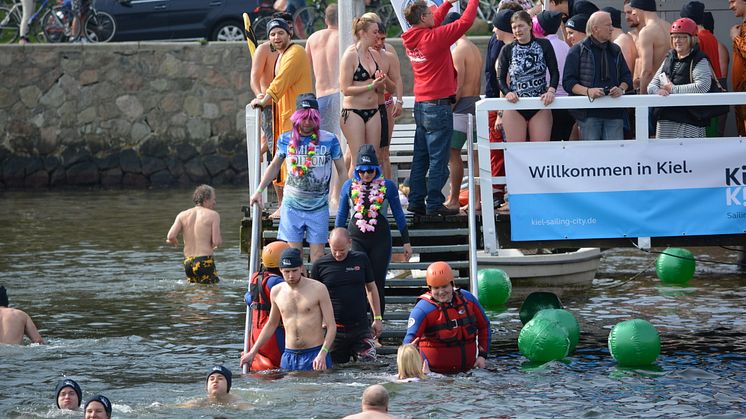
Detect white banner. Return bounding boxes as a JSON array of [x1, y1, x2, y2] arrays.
[[504, 138, 746, 240]]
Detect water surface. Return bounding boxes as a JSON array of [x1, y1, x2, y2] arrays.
[[1, 188, 745, 418]]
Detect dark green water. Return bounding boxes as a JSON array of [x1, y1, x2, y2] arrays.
[[1, 187, 746, 418]]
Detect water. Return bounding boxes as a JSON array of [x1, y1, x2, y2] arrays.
[[1, 187, 746, 418]]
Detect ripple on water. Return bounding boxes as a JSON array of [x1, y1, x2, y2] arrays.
[[2, 189, 746, 417]]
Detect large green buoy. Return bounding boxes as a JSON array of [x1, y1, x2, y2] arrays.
[[534, 309, 580, 353], [655, 247, 695, 284], [477, 269, 512, 309], [518, 317, 570, 363], [519, 292, 563, 324], [608, 319, 660, 367]]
